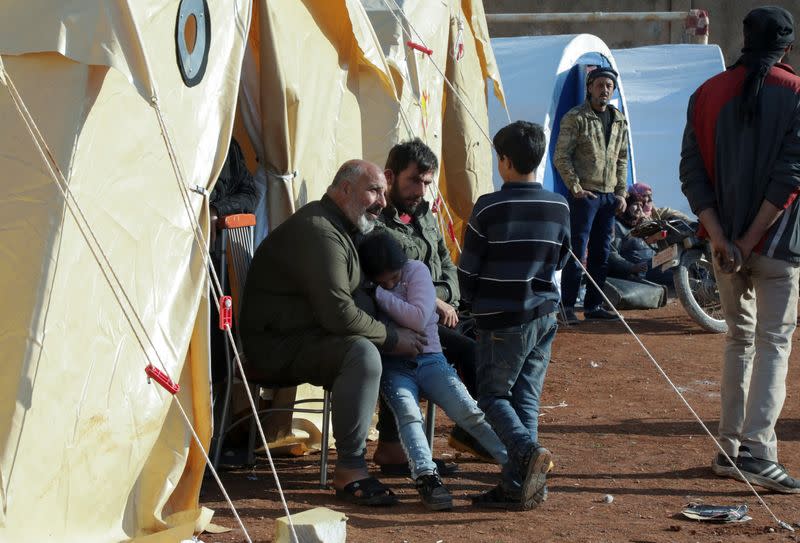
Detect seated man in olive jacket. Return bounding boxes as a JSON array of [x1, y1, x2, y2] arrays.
[[372, 139, 491, 474], [239, 160, 425, 505]]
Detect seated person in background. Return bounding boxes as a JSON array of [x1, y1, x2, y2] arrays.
[[358, 232, 509, 511], [629, 182, 693, 223], [209, 138, 259, 243], [609, 184, 694, 287], [239, 160, 426, 506], [608, 198, 673, 286]]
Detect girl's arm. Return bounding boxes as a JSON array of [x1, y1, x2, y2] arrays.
[[374, 261, 436, 333]]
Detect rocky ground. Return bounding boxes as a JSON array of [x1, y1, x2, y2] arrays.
[[200, 301, 800, 542]]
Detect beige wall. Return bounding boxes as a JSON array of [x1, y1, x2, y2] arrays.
[[486, 1, 800, 64]]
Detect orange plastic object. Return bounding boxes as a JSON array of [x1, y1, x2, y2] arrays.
[[217, 213, 256, 230]]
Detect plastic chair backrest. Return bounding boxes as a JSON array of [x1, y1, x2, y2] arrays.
[[218, 213, 256, 324]]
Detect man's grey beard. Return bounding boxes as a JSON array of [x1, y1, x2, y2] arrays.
[[344, 199, 377, 234], [356, 213, 376, 234]]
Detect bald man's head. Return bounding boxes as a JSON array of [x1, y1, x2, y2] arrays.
[[327, 159, 387, 234]]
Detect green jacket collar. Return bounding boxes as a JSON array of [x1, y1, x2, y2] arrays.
[[579, 100, 626, 123], [382, 198, 431, 224]]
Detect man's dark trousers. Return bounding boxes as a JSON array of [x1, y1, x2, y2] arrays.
[[561, 192, 617, 311]]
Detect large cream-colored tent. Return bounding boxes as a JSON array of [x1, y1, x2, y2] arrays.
[[0, 1, 251, 541], [0, 1, 503, 540]]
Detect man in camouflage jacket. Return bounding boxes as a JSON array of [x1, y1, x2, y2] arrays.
[[554, 67, 629, 323]]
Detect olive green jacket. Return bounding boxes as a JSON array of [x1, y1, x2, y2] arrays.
[[239, 195, 396, 370], [374, 200, 460, 306], [553, 101, 629, 197]]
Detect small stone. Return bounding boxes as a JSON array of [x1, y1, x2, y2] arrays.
[[602, 494, 614, 503]]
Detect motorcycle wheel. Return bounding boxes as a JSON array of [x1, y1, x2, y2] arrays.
[[672, 249, 728, 333]]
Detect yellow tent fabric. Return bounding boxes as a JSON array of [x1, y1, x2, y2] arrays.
[[242, 0, 504, 235], [241, 0, 399, 231], [0, 1, 250, 541], [362, 0, 506, 256]]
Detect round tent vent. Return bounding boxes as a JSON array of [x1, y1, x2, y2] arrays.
[[175, 0, 211, 87]]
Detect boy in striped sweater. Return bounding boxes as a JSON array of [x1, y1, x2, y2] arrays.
[[458, 121, 571, 509]]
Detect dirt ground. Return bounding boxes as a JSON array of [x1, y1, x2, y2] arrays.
[[200, 301, 800, 543]]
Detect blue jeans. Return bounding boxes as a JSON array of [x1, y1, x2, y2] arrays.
[[381, 352, 508, 480], [561, 192, 617, 310], [476, 313, 558, 489]]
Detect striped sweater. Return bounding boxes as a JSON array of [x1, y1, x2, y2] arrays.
[[458, 181, 571, 329]]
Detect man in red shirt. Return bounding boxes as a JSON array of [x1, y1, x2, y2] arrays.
[[680, 6, 800, 493]]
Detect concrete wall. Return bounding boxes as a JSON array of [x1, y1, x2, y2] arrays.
[[486, 1, 800, 64]]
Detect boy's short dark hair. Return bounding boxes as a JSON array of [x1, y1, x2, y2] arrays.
[[358, 231, 408, 279], [385, 137, 439, 177], [492, 121, 545, 175]]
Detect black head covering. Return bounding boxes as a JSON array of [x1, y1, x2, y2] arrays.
[[730, 6, 795, 122], [586, 67, 619, 89]]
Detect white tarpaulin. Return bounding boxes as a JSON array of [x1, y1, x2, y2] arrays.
[[612, 44, 725, 215]]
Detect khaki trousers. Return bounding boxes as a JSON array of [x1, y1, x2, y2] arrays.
[[714, 253, 799, 461]]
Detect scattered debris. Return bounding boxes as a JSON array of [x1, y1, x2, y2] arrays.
[[681, 503, 751, 523], [541, 401, 568, 410]]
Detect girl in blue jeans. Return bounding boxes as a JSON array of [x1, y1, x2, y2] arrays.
[[359, 232, 508, 510]]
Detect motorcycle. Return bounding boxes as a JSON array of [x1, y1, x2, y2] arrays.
[[630, 218, 728, 333]]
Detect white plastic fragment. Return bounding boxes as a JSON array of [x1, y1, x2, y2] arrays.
[[603, 494, 614, 503], [275, 507, 348, 543]]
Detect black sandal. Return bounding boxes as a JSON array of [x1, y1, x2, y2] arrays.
[[335, 477, 398, 506], [379, 459, 459, 477]]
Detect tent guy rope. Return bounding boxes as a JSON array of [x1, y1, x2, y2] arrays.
[[569, 248, 795, 532], [149, 99, 301, 542]]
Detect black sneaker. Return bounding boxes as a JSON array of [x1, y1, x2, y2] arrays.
[[561, 307, 581, 325], [735, 453, 800, 494], [448, 426, 494, 462], [583, 307, 620, 321], [415, 472, 453, 510], [710, 452, 737, 478]]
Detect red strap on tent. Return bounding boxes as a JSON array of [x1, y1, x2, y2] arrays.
[[219, 295, 232, 330], [455, 43, 464, 61], [432, 194, 442, 214], [407, 41, 433, 56], [447, 220, 456, 243], [145, 364, 180, 395]]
